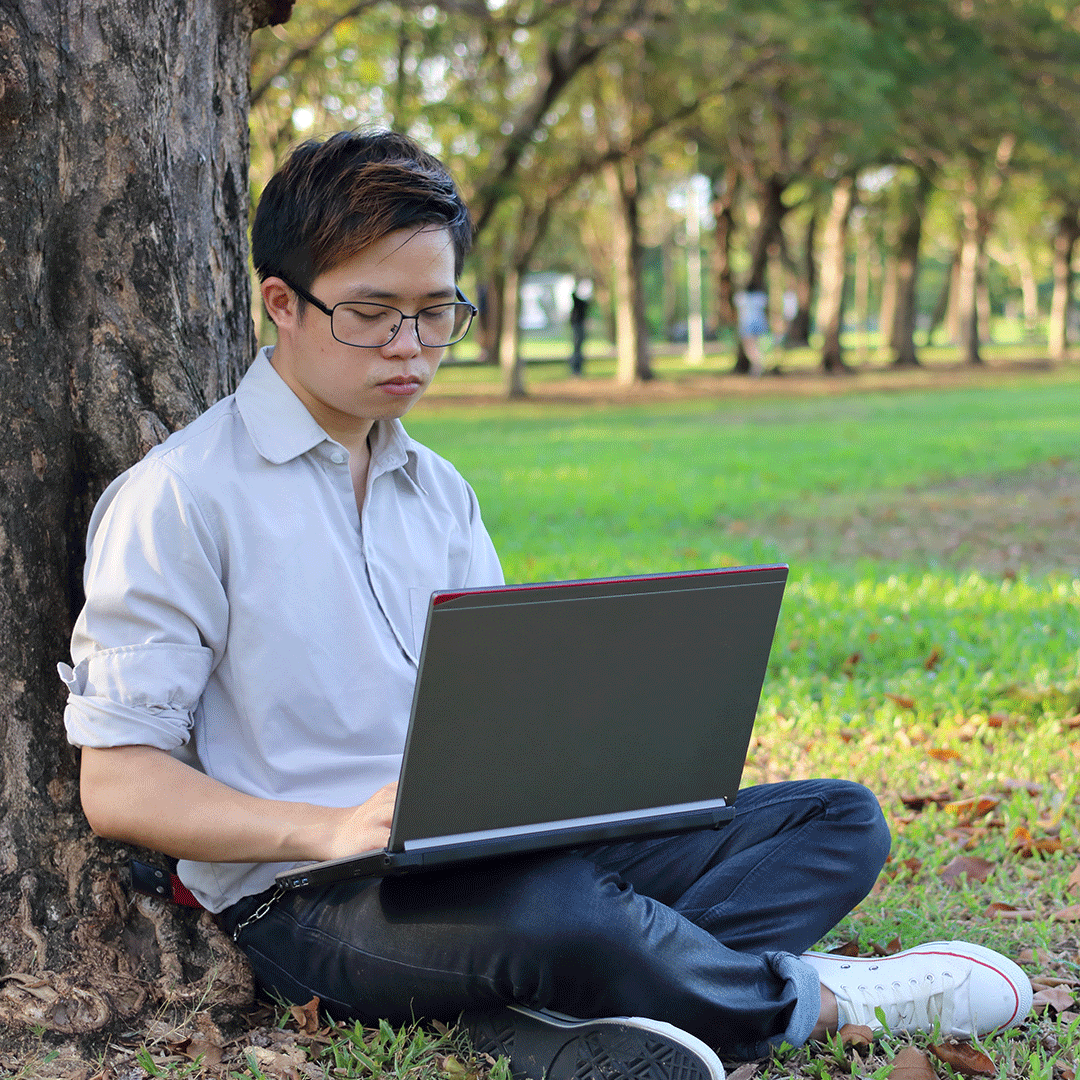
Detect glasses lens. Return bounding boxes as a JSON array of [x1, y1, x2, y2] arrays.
[[331, 302, 475, 347], [417, 302, 474, 347], [331, 303, 400, 347]]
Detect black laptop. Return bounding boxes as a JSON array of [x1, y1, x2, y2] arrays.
[[276, 562, 788, 890]]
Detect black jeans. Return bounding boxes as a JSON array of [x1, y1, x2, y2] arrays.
[[221, 779, 890, 1059]]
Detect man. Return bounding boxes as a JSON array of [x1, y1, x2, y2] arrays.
[[61, 131, 1031, 1080]]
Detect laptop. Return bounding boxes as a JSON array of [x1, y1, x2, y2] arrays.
[[276, 562, 788, 890]]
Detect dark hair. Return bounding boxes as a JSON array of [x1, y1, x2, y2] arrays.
[[251, 130, 473, 299]]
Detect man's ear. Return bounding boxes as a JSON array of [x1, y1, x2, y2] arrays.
[[261, 277, 297, 330]]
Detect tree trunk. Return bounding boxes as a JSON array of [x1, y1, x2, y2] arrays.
[[475, 270, 504, 365], [1017, 250, 1040, 335], [817, 176, 855, 373], [0, 0, 284, 1039], [735, 175, 786, 373], [499, 267, 527, 398], [891, 168, 933, 367], [606, 160, 652, 385], [957, 192, 983, 365], [1048, 208, 1080, 362], [709, 167, 739, 341], [878, 254, 898, 353], [783, 211, 816, 348]]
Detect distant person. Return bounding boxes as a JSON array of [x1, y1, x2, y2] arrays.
[[734, 288, 768, 376], [568, 279, 592, 375], [64, 131, 1031, 1080]]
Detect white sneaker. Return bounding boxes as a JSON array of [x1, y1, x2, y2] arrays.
[[802, 940, 1032, 1038]]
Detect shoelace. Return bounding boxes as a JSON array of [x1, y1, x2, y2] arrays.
[[834, 967, 957, 1032]]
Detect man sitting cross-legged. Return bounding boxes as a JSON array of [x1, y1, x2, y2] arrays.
[[62, 130, 1032, 1080]]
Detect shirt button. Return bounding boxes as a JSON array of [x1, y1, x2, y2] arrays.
[[330, 451, 346, 465]]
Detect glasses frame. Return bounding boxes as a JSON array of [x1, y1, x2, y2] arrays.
[[279, 275, 478, 349]]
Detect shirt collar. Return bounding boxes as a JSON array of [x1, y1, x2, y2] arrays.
[[236, 347, 426, 491], [236, 348, 329, 464]]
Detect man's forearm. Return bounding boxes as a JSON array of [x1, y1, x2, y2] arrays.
[[79, 744, 356, 864]]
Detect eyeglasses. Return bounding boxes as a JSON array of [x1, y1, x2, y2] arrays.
[[280, 276, 477, 349]]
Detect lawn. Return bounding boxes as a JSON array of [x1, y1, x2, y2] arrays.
[[22, 365, 1080, 1080]]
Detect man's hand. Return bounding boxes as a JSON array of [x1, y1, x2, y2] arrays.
[[80, 744, 398, 865], [322, 781, 397, 861]]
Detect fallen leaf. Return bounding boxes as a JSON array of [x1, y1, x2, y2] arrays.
[[924, 646, 943, 670], [1032, 985, 1076, 1013], [1053, 904, 1080, 922], [930, 1041, 995, 1076], [939, 855, 995, 886], [726, 1065, 759, 1080], [986, 902, 1039, 921], [944, 796, 1000, 822], [827, 940, 862, 956], [887, 693, 916, 709], [899, 791, 951, 811], [999, 778, 1043, 794], [889, 1045, 937, 1080], [927, 747, 962, 761], [1030, 976, 1080, 990], [180, 1038, 223, 1066], [1066, 866, 1080, 894], [839, 1023, 874, 1047], [289, 996, 321, 1034], [988, 710, 1010, 727], [1064, 714, 1080, 729]]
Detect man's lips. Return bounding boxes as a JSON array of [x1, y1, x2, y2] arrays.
[[378, 375, 423, 395]]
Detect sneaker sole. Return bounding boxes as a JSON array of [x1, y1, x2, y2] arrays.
[[463, 1005, 726, 1080]]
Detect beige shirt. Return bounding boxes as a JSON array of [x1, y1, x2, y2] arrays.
[[60, 348, 503, 911]]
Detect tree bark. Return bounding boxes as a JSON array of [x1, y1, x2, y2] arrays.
[[735, 175, 786, 373], [709, 166, 739, 341], [891, 168, 934, 367], [499, 267, 526, 398], [957, 190, 983, 365], [1048, 208, 1080, 362], [817, 176, 855, 373], [0, 0, 286, 1039], [783, 211, 816, 348], [606, 160, 652, 386]]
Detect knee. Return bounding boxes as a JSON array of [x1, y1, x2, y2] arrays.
[[826, 779, 892, 883]]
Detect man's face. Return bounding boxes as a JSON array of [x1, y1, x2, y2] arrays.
[[266, 226, 457, 442]]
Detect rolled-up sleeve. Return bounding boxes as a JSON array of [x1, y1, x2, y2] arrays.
[[62, 457, 227, 751]]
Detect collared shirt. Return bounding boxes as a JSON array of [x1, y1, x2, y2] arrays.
[[59, 348, 503, 912]]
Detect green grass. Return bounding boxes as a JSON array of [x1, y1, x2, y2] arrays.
[[28, 368, 1079, 1080], [409, 368, 1080, 1079]]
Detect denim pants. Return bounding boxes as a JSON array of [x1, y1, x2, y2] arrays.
[[221, 779, 890, 1060]]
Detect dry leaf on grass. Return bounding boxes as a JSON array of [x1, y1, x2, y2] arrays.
[[725, 1065, 759, 1080], [986, 902, 1039, 920], [887, 693, 917, 710], [1067, 864, 1080, 893], [1053, 904, 1080, 922], [289, 996, 321, 1034], [176, 1037, 224, 1066], [839, 1023, 874, 1047], [1032, 985, 1077, 1013], [944, 796, 1000, 823], [1012, 825, 1065, 857], [939, 855, 995, 886], [929, 1041, 995, 1076], [889, 1045, 937, 1079], [927, 747, 961, 761]]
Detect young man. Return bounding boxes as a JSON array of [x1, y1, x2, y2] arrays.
[[62, 132, 1031, 1080]]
